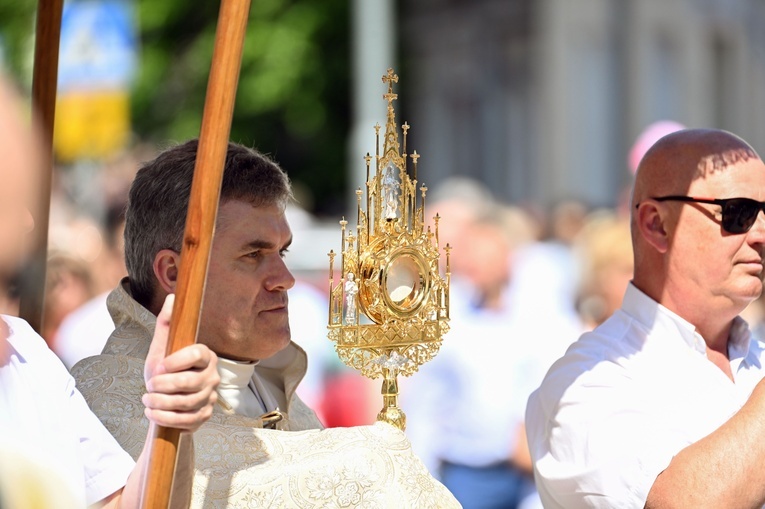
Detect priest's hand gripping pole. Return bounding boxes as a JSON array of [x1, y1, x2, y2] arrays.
[[19, 0, 64, 334], [139, 0, 251, 507]]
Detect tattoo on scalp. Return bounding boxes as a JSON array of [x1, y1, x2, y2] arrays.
[[695, 147, 759, 178]]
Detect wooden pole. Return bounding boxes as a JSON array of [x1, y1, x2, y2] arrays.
[[139, 0, 251, 507], [19, 0, 64, 334]]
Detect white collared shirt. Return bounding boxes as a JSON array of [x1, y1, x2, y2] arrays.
[[526, 283, 765, 508], [0, 315, 134, 507]]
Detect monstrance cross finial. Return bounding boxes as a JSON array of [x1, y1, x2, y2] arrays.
[[382, 68, 399, 105]]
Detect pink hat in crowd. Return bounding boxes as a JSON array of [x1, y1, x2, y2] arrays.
[[628, 120, 686, 174]]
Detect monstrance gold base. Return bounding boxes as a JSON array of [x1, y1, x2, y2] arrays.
[[377, 368, 406, 430]]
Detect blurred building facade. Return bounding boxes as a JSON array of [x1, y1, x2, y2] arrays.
[[401, 0, 765, 208]]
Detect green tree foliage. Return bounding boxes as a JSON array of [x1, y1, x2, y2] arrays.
[[134, 0, 350, 215], [1, 0, 350, 215], [0, 0, 36, 76]]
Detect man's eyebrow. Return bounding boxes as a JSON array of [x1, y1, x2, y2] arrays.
[[242, 236, 293, 251]]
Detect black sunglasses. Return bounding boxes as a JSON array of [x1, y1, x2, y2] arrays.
[[637, 195, 765, 234]]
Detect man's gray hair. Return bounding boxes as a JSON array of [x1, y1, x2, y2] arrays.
[[124, 139, 292, 307]]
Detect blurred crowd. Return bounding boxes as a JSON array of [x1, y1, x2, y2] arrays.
[[6, 127, 765, 509], [401, 177, 634, 509]]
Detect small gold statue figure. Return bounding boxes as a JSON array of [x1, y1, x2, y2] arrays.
[[382, 163, 400, 219], [344, 273, 359, 325], [327, 68, 451, 430]]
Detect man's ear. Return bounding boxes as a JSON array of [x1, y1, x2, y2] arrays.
[[636, 201, 670, 254], [153, 249, 181, 294]]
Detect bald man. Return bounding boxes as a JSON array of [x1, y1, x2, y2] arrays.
[[0, 75, 220, 507], [526, 129, 765, 508]]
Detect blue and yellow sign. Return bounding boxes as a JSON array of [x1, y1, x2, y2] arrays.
[[54, 0, 137, 162]]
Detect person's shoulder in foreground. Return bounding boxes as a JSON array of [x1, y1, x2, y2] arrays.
[[527, 128, 765, 509], [0, 314, 135, 507], [0, 72, 220, 508]]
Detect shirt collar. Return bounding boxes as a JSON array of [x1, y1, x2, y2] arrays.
[[217, 357, 258, 391], [622, 283, 707, 355], [622, 282, 754, 360], [1, 317, 25, 364], [728, 316, 753, 364]]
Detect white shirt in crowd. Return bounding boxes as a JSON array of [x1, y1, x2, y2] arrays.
[[0, 315, 135, 507], [526, 283, 765, 508], [404, 243, 583, 475], [54, 292, 115, 369]]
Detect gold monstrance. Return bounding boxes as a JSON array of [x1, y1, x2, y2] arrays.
[[327, 69, 451, 430]]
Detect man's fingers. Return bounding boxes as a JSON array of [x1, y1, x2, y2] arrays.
[[142, 302, 220, 431], [144, 405, 215, 432], [145, 293, 175, 380], [146, 345, 218, 394], [143, 390, 218, 413], [155, 344, 217, 375], [143, 361, 219, 431], [146, 366, 220, 396]]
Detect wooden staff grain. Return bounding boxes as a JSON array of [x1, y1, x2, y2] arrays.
[[20, 0, 64, 334], [139, 0, 251, 507]]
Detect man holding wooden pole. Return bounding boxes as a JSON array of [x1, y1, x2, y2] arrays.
[[0, 75, 220, 509], [73, 138, 461, 508], [76, 139, 323, 432]]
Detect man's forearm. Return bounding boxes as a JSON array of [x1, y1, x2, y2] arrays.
[[646, 380, 765, 509]]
